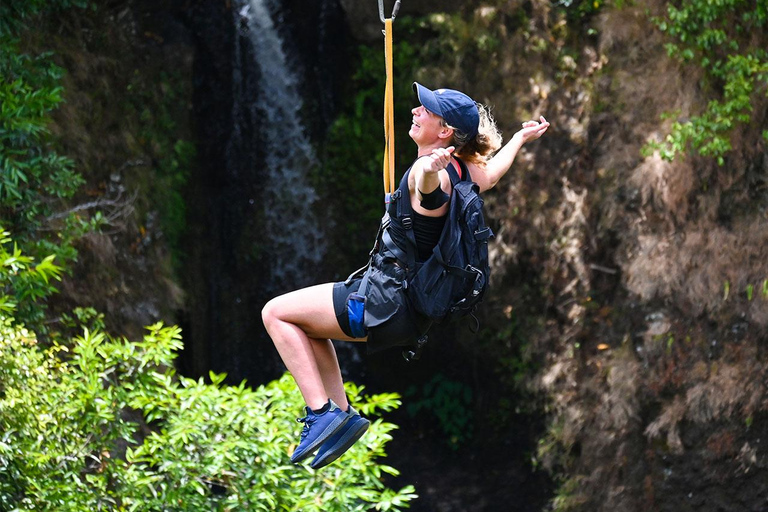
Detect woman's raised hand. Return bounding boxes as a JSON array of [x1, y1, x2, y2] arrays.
[[424, 146, 455, 174], [518, 116, 550, 144]]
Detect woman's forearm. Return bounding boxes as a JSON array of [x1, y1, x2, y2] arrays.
[[485, 132, 525, 189], [482, 116, 550, 190], [417, 168, 442, 194]]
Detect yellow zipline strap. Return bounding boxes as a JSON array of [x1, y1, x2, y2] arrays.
[[380, 0, 400, 204], [383, 17, 395, 200]]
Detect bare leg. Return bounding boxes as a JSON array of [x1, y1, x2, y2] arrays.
[[309, 338, 349, 410], [262, 283, 363, 411]]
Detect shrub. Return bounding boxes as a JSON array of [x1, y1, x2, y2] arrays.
[[0, 227, 63, 324], [0, 322, 417, 511], [0, 236, 416, 511], [1, 0, 95, 328]]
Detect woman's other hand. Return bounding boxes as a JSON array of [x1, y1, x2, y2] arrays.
[[517, 116, 550, 144]]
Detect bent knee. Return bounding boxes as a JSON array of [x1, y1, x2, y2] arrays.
[[261, 298, 282, 330]]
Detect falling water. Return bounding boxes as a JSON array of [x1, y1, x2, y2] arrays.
[[235, 0, 327, 292]]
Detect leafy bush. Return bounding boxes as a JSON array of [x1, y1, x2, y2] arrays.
[[405, 373, 473, 450], [0, 36, 85, 242], [0, 227, 63, 324], [645, 0, 768, 164], [1, 0, 96, 328], [0, 321, 417, 511], [0, 234, 416, 511]]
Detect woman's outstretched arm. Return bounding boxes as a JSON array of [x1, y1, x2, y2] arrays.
[[475, 116, 550, 192]]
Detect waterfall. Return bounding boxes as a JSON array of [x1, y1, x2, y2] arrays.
[[235, 0, 327, 292], [179, 0, 353, 385]]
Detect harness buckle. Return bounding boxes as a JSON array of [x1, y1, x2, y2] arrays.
[[402, 215, 413, 230], [402, 333, 428, 362]]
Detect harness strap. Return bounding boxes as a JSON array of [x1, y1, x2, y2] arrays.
[[344, 210, 390, 286]]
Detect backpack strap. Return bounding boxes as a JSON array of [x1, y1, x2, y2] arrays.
[[445, 156, 470, 184]]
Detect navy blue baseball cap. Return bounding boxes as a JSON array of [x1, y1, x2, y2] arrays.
[[413, 82, 479, 138]]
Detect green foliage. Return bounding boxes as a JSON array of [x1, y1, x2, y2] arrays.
[[405, 373, 473, 449], [0, 1, 97, 329], [0, 227, 62, 325], [0, 318, 417, 510], [0, 38, 84, 227], [556, 0, 604, 24], [125, 70, 195, 261], [59, 306, 106, 330], [418, 12, 501, 62], [645, 0, 768, 163], [550, 475, 588, 511], [0, 0, 88, 38], [535, 416, 570, 472]]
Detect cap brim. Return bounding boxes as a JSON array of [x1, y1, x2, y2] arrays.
[[413, 82, 443, 117]]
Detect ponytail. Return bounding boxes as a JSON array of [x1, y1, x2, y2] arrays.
[[444, 104, 503, 165]]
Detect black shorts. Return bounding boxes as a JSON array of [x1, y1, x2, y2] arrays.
[[333, 278, 363, 339], [332, 263, 431, 353]]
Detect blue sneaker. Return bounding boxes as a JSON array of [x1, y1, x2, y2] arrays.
[[310, 405, 370, 469], [290, 399, 350, 464]]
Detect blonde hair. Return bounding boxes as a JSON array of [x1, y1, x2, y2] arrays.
[[441, 104, 503, 165]]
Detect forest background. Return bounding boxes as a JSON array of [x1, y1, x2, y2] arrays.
[[1, 0, 766, 511]]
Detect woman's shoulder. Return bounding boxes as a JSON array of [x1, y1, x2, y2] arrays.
[[464, 160, 493, 191], [459, 158, 484, 177]]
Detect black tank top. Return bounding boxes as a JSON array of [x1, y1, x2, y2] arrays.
[[410, 157, 462, 261], [383, 157, 463, 264], [412, 211, 446, 261]]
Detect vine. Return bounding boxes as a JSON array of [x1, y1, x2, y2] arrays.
[[644, 0, 768, 164]]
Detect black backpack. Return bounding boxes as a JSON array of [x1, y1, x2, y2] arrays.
[[384, 157, 494, 325]]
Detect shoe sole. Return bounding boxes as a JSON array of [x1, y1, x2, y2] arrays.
[[291, 414, 350, 464], [310, 419, 370, 469]]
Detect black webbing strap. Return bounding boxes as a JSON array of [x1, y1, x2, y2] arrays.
[[344, 210, 389, 286]]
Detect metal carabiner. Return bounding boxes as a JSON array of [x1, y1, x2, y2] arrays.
[[378, 0, 401, 23]]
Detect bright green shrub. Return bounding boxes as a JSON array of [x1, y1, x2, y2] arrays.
[[0, 235, 416, 511], [0, 322, 417, 511], [0, 36, 86, 241], [0, 227, 63, 324]]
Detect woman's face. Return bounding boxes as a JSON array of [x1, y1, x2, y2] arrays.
[[409, 105, 445, 144]]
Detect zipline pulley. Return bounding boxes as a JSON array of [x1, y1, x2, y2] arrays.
[[378, 0, 401, 23]]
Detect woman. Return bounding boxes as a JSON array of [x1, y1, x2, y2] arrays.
[[261, 83, 550, 469]]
